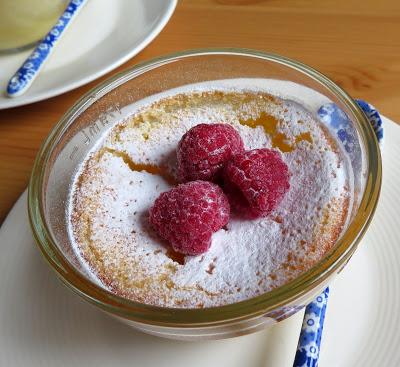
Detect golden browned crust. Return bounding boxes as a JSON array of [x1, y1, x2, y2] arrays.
[[70, 89, 350, 308]]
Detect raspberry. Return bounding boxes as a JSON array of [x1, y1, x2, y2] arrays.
[[223, 149, 290, 219], [149, 181, 230, 256], [177, 123, 245, 182]]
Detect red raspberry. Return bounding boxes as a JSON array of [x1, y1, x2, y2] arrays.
[[177, 123, 245, 182], [149, 181, 230, 256], [223, 149, 290, 219]]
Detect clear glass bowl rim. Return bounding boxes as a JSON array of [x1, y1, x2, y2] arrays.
[[28, 48, 382, 327]]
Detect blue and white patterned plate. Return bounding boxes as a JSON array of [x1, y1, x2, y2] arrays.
[[0, 0, 177, 108]]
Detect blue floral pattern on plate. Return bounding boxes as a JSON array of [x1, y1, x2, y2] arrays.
[[293, 100, 383, 367], [7, 0, 86, 97]]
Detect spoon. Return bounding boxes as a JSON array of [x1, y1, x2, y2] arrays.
[[293, 99, 383, 367], [7, 0, 87, 98]]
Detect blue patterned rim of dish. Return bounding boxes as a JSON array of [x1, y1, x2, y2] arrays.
[[293, 100, 383, 367]]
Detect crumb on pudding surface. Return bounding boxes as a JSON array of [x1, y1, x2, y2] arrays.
[[69, 89, 350, 308]]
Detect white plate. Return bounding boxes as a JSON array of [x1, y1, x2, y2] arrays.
[[0, 0, 177, 110], [319, 117, 400, 367], [0, 117, 399, 366], [0, 193, 304, 366]]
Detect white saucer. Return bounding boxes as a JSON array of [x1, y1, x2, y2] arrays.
[[0, 117, 399, 366], [0, 0, 177, 109]]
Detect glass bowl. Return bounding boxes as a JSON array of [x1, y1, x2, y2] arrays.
[[28, 49, 381, 340]]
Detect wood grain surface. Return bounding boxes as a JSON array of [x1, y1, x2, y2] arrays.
[[0, 0, 399, 223]]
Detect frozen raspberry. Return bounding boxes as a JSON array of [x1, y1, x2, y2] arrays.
[[177, 123, 245, 182], [149, 181, 230, 256], [223, 149, 290, 219]]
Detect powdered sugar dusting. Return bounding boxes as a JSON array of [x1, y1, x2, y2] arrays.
[[69, 80, 350, 308]]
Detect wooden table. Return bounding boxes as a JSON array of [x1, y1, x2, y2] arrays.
[[0, 0, 399, 223]]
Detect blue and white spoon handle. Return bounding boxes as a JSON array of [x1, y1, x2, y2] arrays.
[[293, 100, 383, 367], [7, 0, 86, 98]]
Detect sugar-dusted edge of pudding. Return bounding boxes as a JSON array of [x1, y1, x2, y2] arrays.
[[68, 78, 353, 308]]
